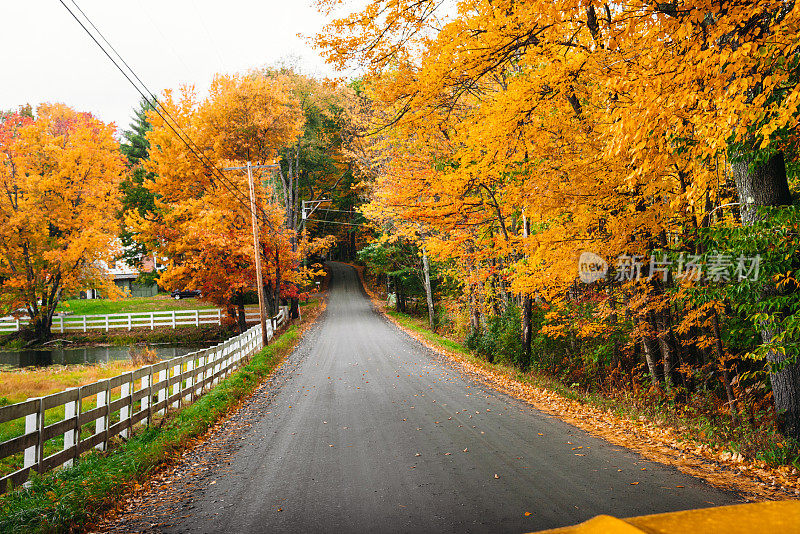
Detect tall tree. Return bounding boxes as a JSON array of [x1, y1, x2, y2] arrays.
[[128, 75, 320, 328], [0, 104, 124, 342], [118, 98, 158, 269]]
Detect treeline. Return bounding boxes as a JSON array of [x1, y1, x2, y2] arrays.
[[317, 0, 800, 447]]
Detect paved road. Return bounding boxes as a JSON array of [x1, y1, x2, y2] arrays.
[[106, 262, 740, 533]]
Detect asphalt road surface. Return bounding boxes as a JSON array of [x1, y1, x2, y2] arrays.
[[104, 262, 740, 533]]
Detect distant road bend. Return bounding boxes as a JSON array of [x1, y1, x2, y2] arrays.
[[102, 261, 739, 534]]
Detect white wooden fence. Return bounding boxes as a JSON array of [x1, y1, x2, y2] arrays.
[[0, 307, 288, 494], [0, 309, 263, 334]]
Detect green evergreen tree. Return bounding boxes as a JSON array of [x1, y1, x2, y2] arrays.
[[118, 99, 158, 274]]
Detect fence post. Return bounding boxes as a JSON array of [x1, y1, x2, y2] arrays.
[[215, 346, 223, 385], [59, 316, 64, 333], [23, 398, 43, 483], [172, 361, 181, 409], [150, 312, 154, 330], [63, 388, 80, 467], [120, 375, 131, 439], [158, 367, 167, 415], [141, 373, 150, 426], [209, 348, 216, 388], [95, 381, 109, 451], [195, 309, 199, 326], [105, 315, 109, 332], [83, 315, 87, 333], [217, 309, 221, 325], [186, 356, 194, 402], [172, 311, 176, 329], [15, 318, 20, 331], [128, 313, 132, 331]]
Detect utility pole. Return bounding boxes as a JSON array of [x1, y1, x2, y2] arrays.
[[223, 162, 278, 347]]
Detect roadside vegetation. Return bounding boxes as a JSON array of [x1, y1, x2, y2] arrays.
[[0, 361, 139, 405], [0, 322, 303, 533], [0, 361, 139, 480]]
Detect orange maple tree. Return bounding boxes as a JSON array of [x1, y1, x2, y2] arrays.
[[0, 104, 125, 341]]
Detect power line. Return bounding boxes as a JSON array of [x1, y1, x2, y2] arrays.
[[59, 0, 262, 220]]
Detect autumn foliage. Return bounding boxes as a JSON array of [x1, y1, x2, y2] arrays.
[[0, 104, 124, 341], [317, 0, 800, 443], [126, 72, 338, 329]]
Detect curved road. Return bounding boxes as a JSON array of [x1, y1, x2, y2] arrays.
[[104, 262, 739, 533]]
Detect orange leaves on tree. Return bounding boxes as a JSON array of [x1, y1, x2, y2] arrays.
[[0, 104, 125, 339]]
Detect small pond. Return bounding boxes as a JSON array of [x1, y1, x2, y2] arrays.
[[0, 344, 212, 369]]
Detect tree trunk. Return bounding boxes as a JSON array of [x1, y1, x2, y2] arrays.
[[641, 329, 664, 388], [470, 295, 481, 332], [733, 150, 800, 439], [397, 283, 406, 313], [521, 294, 533, 368], [656, 309, 676, 388], [264, 281, 276, 316], [421, 248, 436, 331], [274, 248, 281, 313], [712, 308, 739, 422], [732, 151, 792, 224]]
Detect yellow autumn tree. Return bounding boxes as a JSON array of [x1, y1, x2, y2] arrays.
[[128, 74, 307, 329], [0, 104, 124, 341]]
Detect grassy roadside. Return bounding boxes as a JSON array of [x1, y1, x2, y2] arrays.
[[0, 324, 304, 533], [383, 307, 800, 500], [0, 361, 143, 479], [0, 361, 141, 405]]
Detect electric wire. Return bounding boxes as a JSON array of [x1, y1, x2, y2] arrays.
[[64, 0, 253, 209], [58, 0, 267, 220]]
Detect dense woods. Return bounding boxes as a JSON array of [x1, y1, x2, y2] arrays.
[[316, 0, 800, 451]]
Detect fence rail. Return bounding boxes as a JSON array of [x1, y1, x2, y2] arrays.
[[0, 307, 289, 494], [0, 309, 263, 334]]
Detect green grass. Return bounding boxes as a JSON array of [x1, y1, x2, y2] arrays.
[[387, 310, 473, 358], [0, 326, 300, 533], [56, 295, 217, 316]]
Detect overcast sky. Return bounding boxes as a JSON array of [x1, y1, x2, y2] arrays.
[[1, 0, 345, 135]]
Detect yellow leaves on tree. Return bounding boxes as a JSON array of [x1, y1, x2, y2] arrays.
[[0, 104, 124, 341], [319, 0, 800, 303], [129, 73, 305, 328]]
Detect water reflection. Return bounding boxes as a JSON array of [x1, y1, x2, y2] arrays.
[[0, 344, 210, 368]]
